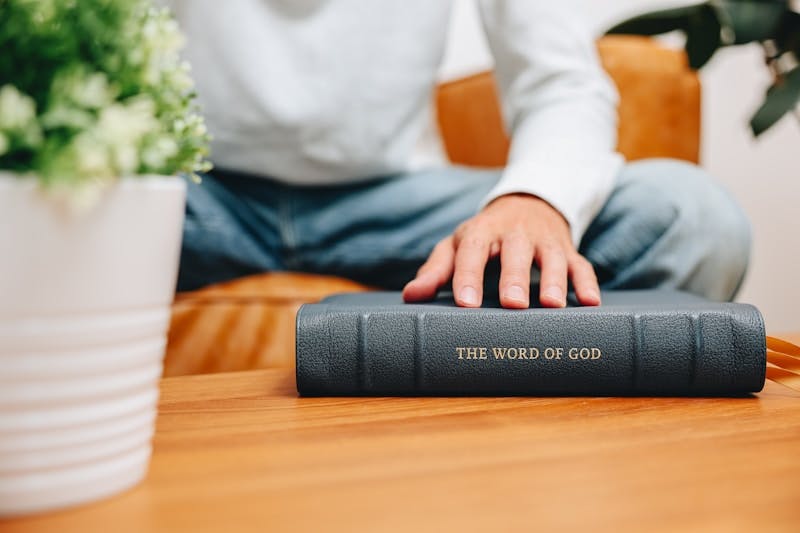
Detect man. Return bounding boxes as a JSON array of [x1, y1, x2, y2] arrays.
[[169, 0, 750, 308]]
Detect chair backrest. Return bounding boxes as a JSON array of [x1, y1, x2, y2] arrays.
[[435, 35, 701, 167]]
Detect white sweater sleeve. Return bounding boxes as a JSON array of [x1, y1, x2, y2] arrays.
[[477, 0, 624, 245]]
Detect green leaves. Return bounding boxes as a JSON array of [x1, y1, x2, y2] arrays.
[[720, 0, 787, 44], [0, 0, 210, 189], [607, 4, 723, 69], [750, 65, 800, 135], [607, 0, 799, 136], [607, 1, 790, 57], [685, 4, 723, 69], [0, 0, 138, 106], [0, 85, 42, 161], [607, 6, 699, 36]]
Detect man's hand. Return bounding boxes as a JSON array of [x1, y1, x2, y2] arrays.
[[402, 194, 601, 309]]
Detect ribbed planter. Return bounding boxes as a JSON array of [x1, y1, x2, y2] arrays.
[[0, 173, 185, 516]]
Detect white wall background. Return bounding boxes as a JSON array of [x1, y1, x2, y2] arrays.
[[439, 0, 800, 332]]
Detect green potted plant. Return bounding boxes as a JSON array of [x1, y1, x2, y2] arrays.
[[607, 0, 800, 136], [0, 0, 209, 515]]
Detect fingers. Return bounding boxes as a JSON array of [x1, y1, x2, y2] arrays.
[[404, 230, 601, 310], [537, 243, 568, 308], [538, 249, 601, 308], [402, 237, 455, 302], [452, 231, 492, 308], [495, 230, 599, 310], [499, 232, 534, 309], [569, 255, 601, 306]]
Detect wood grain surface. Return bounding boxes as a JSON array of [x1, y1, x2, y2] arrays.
[[167, 273, 370, 374], [5, 347, 800, 533]]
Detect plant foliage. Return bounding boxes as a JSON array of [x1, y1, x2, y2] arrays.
[[0, 0, 211, 189], [607, 0, 800, 136]]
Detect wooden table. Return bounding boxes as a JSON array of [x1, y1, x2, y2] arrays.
[[5, 356, 800, 532]]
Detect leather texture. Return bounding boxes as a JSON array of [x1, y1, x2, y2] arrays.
[[166, 36, 703, 377], [296, 291, 766, 396]]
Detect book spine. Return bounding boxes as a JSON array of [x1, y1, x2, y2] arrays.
[[296, 305, 766, 396]]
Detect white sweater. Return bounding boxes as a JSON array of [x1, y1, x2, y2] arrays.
[[166, 0, 624, 244]]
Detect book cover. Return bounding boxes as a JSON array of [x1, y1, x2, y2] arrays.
[[296, 290, 766, 396]]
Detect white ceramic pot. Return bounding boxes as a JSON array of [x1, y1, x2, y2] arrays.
[[0, 173, 186, 516]]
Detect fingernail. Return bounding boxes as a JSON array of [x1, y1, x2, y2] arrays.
[[504, 285, 526, 303], [586, 289, 601, 304], [460, 286, 479, 306], [544, 286, 564, 304]]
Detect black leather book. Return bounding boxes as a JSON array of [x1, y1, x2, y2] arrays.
[[295, 290, 766, 396]]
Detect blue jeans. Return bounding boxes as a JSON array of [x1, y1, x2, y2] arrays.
[[177, 159, 750, 301]]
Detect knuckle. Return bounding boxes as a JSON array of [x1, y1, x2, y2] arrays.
[[537, 238, 561, 254], [503, 230, 531, 249], [455, 264, 484, 277], [541, 246, 567, 264], [577, 268, 598, 283], [462, 234, 489, 250], [540, 260, 567, 276], [501, 272, 530, 287], [571, 254, 596, 274], [416, 259, 432, 273], [453, 223, 476, 243], [503, 257, 533, 273], [569, 253, 590, 267], [453, 273, 482, 287], [416, 263, 435, 277], [433, 239, 451, 254]]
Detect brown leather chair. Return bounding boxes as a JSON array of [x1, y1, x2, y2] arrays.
[[165, 35, 701, 376]]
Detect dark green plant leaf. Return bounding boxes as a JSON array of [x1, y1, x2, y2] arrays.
[[605, 3, 723, 69], [685, 4, 723, 68], [750, 65, 800, 135], [775, 10, 800, 56], [606, 6, 696, 35], [717, 0, 788, 44]]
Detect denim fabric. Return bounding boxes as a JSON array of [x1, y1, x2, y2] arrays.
[[178, 159, 750, 301]]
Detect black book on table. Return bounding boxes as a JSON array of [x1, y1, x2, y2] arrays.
[[295, 290, 766, 397]]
